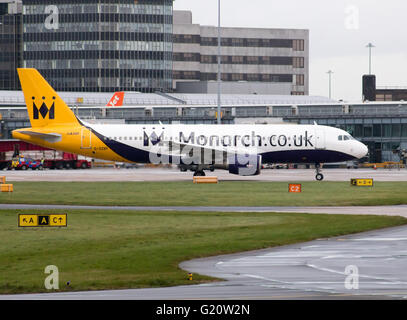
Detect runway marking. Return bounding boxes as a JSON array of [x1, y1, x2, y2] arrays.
[[350, 238, 407, 241], [306, 264, 403, 283]]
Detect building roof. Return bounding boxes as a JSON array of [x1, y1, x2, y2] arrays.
[[168, 94, 334, 106], [0, 90, 337, 107]]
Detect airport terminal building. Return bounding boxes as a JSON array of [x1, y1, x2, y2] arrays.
[[0, 1, 309, 95], [0, 0, 22, 90], [173, 11, 309, 95], [1, 0, 174, 93], [22, 0, 174, 93]]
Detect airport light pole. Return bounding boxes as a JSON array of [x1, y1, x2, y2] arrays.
[[217, 0, 222, 125], [366, 43, 375, 75], [327, 70, 334, 99]]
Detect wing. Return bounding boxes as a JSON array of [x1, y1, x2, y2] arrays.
[[155, 139, 258, 164]]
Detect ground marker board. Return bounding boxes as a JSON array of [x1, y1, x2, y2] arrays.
[[193, 176, 218, 184], [1, 184, 13, 192], [18, 214, 67, 228], [350, 179, 374, 187]]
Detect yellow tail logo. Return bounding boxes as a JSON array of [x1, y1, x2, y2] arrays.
[[17, 68, 79, 128]]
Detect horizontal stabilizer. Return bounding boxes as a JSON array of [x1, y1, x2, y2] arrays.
[[19, 131, 62, 143]]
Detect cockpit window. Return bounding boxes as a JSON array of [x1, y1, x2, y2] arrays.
[[339, 135, 354, 141]]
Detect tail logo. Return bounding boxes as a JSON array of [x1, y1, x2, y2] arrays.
[[33, 97, 55, 120], [106, 92, 124, 107]]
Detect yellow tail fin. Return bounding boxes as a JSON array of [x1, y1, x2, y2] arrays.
[[17, 68, 79, 128]]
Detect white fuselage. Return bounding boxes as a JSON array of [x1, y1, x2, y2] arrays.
[[86, 123, 368, 165]]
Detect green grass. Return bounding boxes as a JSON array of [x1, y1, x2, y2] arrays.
[[1, 181, 407, 207], [0, 209, 406, 294]]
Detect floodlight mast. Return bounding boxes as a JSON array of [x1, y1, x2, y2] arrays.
[[217, 0, 222, 125], [327, 70, 334, 99]]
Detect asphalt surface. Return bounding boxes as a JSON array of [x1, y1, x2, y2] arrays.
[[2, 225, 407, 300], [2, 167, 407, 182], [1, 204, 407, 218]]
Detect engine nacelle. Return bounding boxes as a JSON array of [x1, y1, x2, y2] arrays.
[[228, 154, 262, 176]]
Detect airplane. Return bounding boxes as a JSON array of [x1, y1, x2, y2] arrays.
[[106, 91, 125, 107], [12, 68, 368, 181]]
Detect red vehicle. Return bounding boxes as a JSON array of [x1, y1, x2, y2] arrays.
[[44, 152, 91, 170]]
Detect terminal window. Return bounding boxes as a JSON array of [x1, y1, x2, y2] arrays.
[[293, 57, 305, 68], [293, 39, 305, 51]]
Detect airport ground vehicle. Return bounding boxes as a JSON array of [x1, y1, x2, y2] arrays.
[[0, 140, 90, 170], [10, 156, 42, 170], [44, 152, 90, 169]]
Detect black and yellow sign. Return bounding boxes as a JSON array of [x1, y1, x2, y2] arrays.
[[18, 214, 67, 227], [351, 179, 374, 187]]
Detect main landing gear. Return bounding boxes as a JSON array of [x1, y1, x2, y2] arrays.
[[187, 165, 214, 177], [315, 163, 324, 181]]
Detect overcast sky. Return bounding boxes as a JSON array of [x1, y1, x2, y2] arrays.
[[173, 0, 407, 102]]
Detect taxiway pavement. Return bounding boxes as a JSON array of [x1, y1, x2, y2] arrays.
[[2, 167, 407, 182]]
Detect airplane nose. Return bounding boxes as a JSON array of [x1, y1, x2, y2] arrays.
[[356, 142, 368, 159]]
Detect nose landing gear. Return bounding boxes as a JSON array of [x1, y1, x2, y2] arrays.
[[315, 163, 324, 181], [193, 170, 206, 177]]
